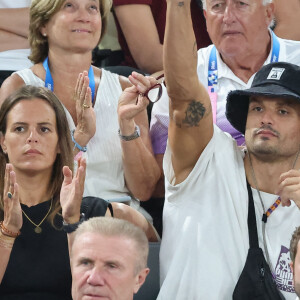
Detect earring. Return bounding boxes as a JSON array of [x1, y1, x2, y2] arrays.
[[43, 33, 47, 37]]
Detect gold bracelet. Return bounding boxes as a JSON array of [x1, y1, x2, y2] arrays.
[[0, 231, 15, 248], [0, 221, 21, 238]]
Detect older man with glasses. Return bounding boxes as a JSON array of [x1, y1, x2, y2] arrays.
[[150, 0, 300, 184]]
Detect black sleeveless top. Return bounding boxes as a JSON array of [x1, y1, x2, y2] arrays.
[[0, 197, 110, 300]]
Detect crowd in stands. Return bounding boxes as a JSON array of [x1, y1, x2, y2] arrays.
[[0, 0, 300, 299]]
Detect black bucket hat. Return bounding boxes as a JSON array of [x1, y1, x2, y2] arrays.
[[226, 62, 300, 134]]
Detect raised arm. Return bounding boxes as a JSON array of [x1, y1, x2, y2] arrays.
[[164, 0, 213, 184], [114, 4, 163, 73], [117, 74, 160, 201]]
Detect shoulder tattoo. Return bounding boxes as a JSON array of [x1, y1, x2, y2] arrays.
[[178, 1, 184, 6]]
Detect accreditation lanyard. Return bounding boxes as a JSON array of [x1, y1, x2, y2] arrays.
[[207, 31, 280, 124], [42, 57, 96, 104]]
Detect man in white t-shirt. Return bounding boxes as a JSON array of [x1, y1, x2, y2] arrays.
[[290, 227, 300, 299], [158, 1, 300, 299]]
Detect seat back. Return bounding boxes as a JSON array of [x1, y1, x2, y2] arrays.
[[134, 242, 161, 300]]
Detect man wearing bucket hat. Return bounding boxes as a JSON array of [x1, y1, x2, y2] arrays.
[[157, 1, 300, 298]]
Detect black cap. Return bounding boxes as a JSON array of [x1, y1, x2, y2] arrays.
[[226, 62, 300, 134]]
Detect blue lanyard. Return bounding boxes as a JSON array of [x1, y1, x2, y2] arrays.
[[208, 31, 280, 122], [42, 57, 96, 103]]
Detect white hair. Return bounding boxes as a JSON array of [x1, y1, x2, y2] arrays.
[[201, 0, 273, 11], [72, 217, 149, 275]]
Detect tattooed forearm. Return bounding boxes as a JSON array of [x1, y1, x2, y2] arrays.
[[182, 100, 206, 127], [178, 1, 184, 6]]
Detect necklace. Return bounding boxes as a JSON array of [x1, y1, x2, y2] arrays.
[[247, 150, 299, 274], [22, 198, 53, 234]]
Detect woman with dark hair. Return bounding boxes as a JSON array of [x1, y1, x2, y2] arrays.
[[0, 0, 160, 213], [0, 85, 158, 299]]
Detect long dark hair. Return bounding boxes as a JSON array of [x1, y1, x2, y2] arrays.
[[0, 86, 74, 226]]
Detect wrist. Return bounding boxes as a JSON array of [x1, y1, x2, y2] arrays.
[[62, 213, 81, 225], [118, 119, 136, 136], [118, 125, 140, 141], [71, 130, 88, 152], [0, 221, 21, 238], [62, 213, 85, 234]]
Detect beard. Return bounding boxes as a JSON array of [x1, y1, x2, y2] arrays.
[[245, 126, 280, 162], [247, 141, 279, 163]]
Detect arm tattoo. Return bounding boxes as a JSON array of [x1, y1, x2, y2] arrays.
[[178, 1, 184, 6], [182, 100, 206, 127]]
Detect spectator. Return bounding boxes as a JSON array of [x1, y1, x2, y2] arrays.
[[158, 0, 300, 299], [150, 0, 300, 158], [113, 0, 211, 74], [290, 226, 300, 298], [273, 0, 300, 41], [71, 217, 149, 300], [0, 85, 112, 299], [0, 0, 160, 215], [0, 2, 32, 87], [0, 85, 158, 299], [149, 0, 300, 237]]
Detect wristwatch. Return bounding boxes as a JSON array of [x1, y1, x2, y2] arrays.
[[118, 125, 140, 141], [62, 213, 85, 233]]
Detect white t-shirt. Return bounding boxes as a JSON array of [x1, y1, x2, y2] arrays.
[[150, 32, 300, 152], [158, 126, 299, 300], [0, 0, 32, 71]]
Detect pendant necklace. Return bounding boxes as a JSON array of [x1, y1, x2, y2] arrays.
[[22, 198, 53, 234], [248, 150, 299, 275]]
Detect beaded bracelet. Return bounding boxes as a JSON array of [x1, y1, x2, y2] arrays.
[[0, 231, 15, 248], [0, 221, 21, 238], [71, 130, 87, 152]]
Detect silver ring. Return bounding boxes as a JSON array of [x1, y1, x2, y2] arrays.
[[7, 192, 13, 199]]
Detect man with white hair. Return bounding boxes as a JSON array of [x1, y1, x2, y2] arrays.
[[70, 217, 150, 300], [150, 0, 300, 164]]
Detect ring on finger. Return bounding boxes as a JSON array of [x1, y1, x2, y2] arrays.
[[82, 103, 90, 109], [7, 192, 13, 199]]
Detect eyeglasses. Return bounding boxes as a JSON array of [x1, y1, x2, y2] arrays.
[[140, 74, 165, 103]]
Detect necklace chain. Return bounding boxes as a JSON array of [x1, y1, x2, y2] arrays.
[[22, 198, 53, 234], [248, 150, 299, 222], [247, 150, 299, 275]]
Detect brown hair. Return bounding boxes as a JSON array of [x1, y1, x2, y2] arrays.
[[73, 217, 149, 274], [0, 85, 74, 226], [29, 0, 112, 64], [290, 226, 300, 264]]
